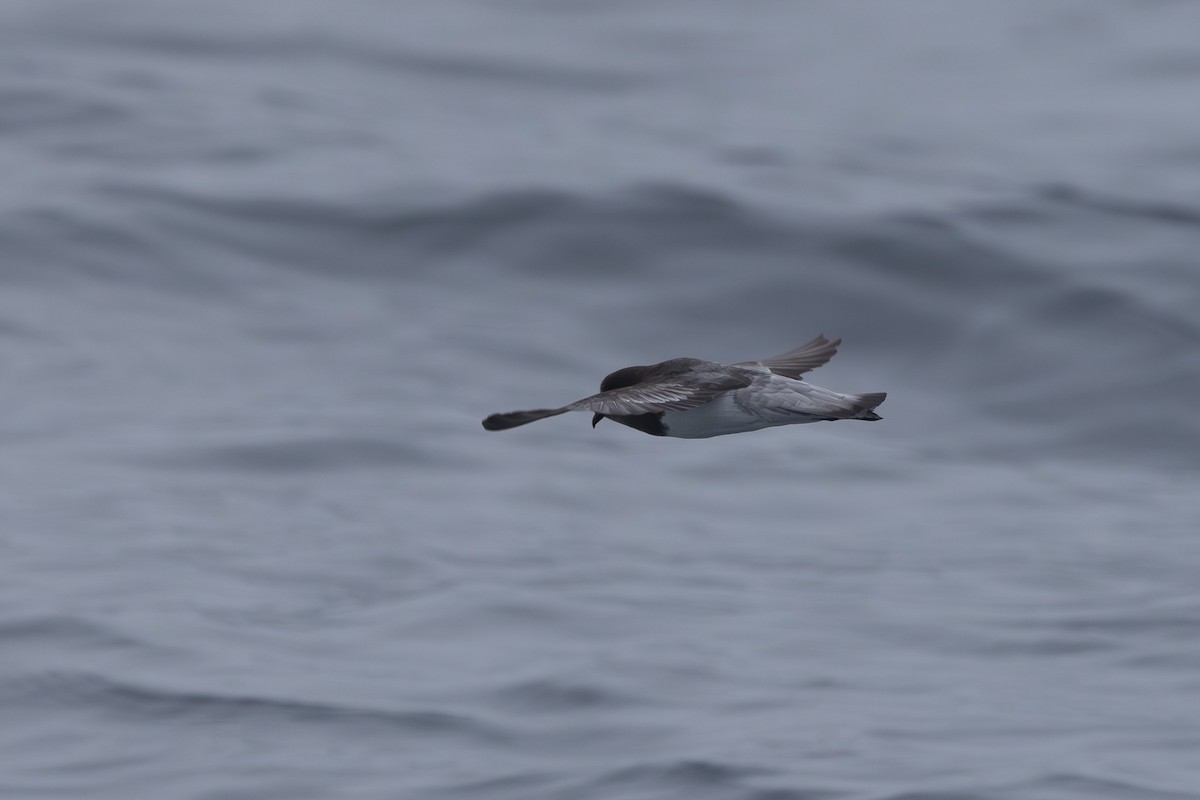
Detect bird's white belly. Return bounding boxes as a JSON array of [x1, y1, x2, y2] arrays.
[[659, 377, 844, 438], [659, 393, 791, 439]]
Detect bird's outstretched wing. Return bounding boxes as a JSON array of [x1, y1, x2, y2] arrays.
[[482, 407, 570, 430], [735, 334, 841, 379], [565, 371, 749, 416], [482, 360, 750, 431]]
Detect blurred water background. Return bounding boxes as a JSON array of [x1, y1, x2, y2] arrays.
[[2, 1, 1200, 798]]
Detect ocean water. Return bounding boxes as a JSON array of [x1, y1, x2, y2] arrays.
[[2, 1, 1200, 798]]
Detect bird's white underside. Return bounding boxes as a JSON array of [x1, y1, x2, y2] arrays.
[[660, 369, 863, 439]]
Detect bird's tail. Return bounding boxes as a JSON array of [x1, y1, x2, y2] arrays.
[[850, 392, 887, 421], [482, 407, 569, 431]]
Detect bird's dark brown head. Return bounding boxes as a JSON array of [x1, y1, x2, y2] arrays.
[[593, 365, 649, 428], [599, 365, 648, 392]]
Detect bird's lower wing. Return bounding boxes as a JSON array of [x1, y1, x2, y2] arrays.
[[482, 370, 751, 431], [482, 407, 569, 430], [567, 375, 751, 416]]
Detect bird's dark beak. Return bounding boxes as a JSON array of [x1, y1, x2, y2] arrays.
[[592, 413, 604, 428]]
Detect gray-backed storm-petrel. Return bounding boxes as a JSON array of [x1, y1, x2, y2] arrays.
[[482, 335, 886, 438]]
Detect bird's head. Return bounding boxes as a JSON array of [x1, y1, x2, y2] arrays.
[[592, 365, 649, 429]]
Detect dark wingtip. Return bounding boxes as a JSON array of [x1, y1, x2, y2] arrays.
[[482, 407, 569, 431]]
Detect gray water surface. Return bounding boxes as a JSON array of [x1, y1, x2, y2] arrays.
[[3, 2, 1200, 799]]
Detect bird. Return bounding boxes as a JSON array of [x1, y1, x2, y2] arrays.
[[482, 335, 886, 438]]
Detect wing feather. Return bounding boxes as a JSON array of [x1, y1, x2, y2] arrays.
[[735, 334, 841, 379], [566, 368, 750, 416]]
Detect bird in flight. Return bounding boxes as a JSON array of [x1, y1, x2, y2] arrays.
[[482, 335, 885, 438]]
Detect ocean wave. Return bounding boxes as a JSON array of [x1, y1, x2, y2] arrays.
[[134, 436, 462, 473], [0, 671, 512, 743], [5, 180, 1198, 469], [489, 678, 638, 713], [0, 615, 148, 652]]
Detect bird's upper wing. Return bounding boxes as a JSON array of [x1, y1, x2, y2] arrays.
[[735, 334, 841, 379], [565, 363, 751, 416]]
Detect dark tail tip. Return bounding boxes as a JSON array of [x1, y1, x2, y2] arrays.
[[482, 407, 568, 431]]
